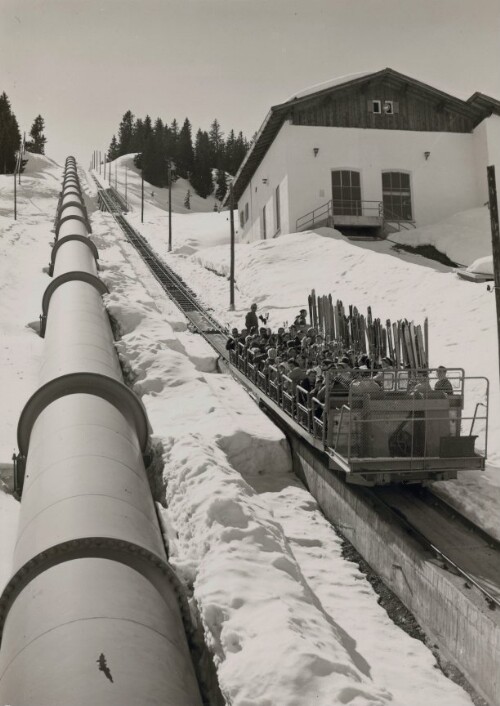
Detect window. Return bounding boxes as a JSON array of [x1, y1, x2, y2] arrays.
[[261, 205, 267, 239], [275, 185, 281, 233], [240, 211, 244, 229], [372, 100, 381, 114], [245, 202, 249, 222], [331, 170, 362, 216], [383, 100, 394, 115], [382, 172, 412, 220]]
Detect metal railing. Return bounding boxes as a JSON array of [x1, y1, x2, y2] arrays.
[[296, 199, 384, 231], [381, 205, 416, 231], [229, 348, 488, 471]]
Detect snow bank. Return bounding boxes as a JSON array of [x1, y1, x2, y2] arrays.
[[467, 254, 494, 275], [390, 207, 492, 266]]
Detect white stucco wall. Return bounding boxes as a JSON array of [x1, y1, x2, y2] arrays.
[[238, 121, 490, 240], [238, 124, 291, 242]]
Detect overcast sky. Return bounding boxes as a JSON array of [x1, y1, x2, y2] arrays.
[[1, 0, 499, 165]]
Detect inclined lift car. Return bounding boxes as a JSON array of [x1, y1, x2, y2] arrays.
[[229, 348, 488, 486]]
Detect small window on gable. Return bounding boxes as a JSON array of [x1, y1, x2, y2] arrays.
[[245, 203, 249, 222], [383, 100, 394, 115], [240, 211, 244, 229], [372, 100, 381, 114]]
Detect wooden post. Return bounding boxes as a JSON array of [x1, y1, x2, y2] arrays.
[[141, 171, 144, 223], [487, 165, 500, 386], [168, 162, 172, 252], [125, 166, 128, 208], [14, 168, 17, 220], [229, 182, 235, 311], [104, 157, 106, 180]]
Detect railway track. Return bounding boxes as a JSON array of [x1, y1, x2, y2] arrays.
[[93, 176, 229, 358], [92, 172, 500, 615]]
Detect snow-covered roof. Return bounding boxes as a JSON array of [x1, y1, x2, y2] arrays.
[[284, 70, 376, 103]]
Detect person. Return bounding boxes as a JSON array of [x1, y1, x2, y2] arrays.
[[245, 303, 259, 334], [434, 365, 454, 395], [225, 328, 239, 352], [294, 308, 308, 329]]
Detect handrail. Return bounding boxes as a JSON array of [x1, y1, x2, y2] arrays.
[[382, 205, 416, 231], [296, 200, 332, 231], [296, 199, 385, 231]]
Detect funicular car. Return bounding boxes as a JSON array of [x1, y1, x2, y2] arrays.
[[229, 344, 488, 486]]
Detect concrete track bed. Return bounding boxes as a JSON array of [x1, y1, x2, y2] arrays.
[[289, 435, 500, 706]]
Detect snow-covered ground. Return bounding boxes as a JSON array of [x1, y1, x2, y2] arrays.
[[0, 154, 493, 705]]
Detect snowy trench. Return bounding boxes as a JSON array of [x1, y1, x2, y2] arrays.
[[0, 159, 479, 706]]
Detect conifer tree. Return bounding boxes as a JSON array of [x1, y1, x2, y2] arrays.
[[118, 110, 135, 155], [0, 92, 21, 174], [215, 168, 228, 201], [176, 118, 194, 179], [184, 189, 191, 210], [191, 129, 213, 198], [209, 118, 224, 168], [27, 115, 47, 154], [107, 135, 120, 161]]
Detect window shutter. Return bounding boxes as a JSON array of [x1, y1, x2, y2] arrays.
[[393, 101, 399, 114], [367, 100, 373, 113]]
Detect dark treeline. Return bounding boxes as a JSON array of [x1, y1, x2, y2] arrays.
[[0, 91, 47, 174], [107, 112, 249, 201], [0, 92, 22, 174]]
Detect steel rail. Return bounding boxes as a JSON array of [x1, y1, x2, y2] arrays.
[[92, 175, 228, 352], [92, 173, 500, 612], [371, 489, 500, 611]]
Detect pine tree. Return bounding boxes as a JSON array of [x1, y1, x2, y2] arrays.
[[176, 118, 194, 179], [184, 190, 191, 210], [224, 129, 237, 175], [209, 118, 224, 168], [118, 110, 135, 155], [27, 115, 47, 155], [191, 129, 213, 198], [0, 92, 21, 174], [107, 134, 120, 161], [215, 168, 228, 202]]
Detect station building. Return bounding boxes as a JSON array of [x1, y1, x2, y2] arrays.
[[229, 68, 500, 241]]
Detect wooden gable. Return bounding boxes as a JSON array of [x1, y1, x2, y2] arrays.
[[290, 72, 479, 133]]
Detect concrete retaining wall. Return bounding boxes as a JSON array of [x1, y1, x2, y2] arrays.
[[290, 436, 500, 706]]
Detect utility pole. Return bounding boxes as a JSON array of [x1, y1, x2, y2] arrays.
[[168, 161, 172, 252], [125, 166, 128, 208], [99, 151, 102, 175], [141, 171, 144, 223], [229, 182, 235, 310], [104, 157, 106, 180], [115, 162, 117, 189], [487, 165, 500, 385]]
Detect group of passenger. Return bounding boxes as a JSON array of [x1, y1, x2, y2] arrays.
[[226, 303, 454, 407]]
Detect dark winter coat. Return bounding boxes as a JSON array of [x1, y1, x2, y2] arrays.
[[245, 310, 259, 333]]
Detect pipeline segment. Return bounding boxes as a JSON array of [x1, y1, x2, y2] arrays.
[[0, 157, 203, 706]]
